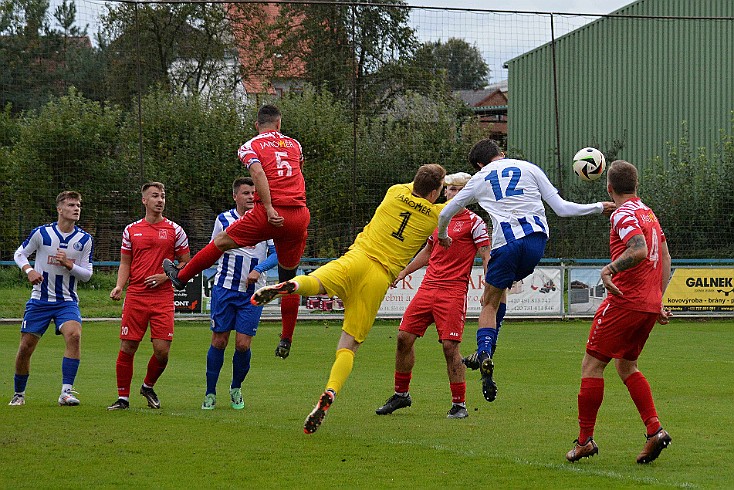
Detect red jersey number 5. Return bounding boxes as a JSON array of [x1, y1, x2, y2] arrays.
[[275, 151, 293, 177]]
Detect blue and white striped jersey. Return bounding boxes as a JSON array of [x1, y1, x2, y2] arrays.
[[447, 158, 601, 250], [211, 209, 276, 293], [14, 222, 94, 302]]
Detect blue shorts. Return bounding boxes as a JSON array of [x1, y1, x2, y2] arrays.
[[209, 285, 263, 337], [21, 299, 82, 336], [485, 232, 548, 289]]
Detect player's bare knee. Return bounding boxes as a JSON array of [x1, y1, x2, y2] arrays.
[[234, 336, 252, 352], [210, 332, 229, 350], [61, 323, 82, 345], [214, 232, 237, 251], [441, 339, 460, 358], [396, 331, 415, 353]]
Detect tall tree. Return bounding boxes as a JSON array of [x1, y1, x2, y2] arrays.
[[100, 2, 238, 107], [0, 0, 102, 111], [414, 38, 489, 90], [2, 0, 53, 110], [237, 0, 419, 112]]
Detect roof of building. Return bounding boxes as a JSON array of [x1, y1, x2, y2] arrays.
[[454, 79, 508, 107]]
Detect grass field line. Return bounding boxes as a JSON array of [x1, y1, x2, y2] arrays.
[[528, 460, 696, 488], [383, 437, 697, 488]]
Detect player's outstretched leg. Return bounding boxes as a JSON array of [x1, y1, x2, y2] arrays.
[[251, 281, 298, 307], [162, 259, 186, 290], [304, 389, 335, 434], [636, 428, 672, 464], [566, 437, 599, 462]]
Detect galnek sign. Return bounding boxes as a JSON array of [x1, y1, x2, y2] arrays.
[[664, 268, 734, 311]]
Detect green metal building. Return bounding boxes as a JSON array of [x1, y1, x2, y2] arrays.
[[505, 0, 734, 187]]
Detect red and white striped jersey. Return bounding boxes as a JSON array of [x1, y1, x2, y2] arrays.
[[607, 197, 666, 313]]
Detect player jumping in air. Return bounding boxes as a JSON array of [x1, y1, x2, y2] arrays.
[[163, 104, 308, 360]]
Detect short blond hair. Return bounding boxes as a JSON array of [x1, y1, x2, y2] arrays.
[[444, 172, 471, 187]]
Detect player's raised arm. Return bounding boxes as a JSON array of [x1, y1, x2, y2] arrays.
[[534, 167, 608, 217]]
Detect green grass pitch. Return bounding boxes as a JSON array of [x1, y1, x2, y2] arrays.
[[1, 317, 732, 488]]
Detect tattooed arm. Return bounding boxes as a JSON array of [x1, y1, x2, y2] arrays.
[[600, 234, 648, 296]]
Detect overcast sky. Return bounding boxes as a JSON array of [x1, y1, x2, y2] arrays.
[[404, 0, 636, 83]]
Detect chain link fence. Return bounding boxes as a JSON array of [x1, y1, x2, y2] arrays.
[[1, 1, 733, 265]]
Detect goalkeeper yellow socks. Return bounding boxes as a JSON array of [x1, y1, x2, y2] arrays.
[[292, 275, 322, 296], [326, 348, 355, 395]]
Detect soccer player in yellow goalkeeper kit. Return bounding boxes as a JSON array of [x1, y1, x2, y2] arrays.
[[252, 164, 447, 434]]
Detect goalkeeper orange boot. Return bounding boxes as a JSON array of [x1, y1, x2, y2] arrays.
[[251, 281, 297, 306], [304, 389, 335, 434]]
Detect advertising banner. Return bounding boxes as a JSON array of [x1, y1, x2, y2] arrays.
[[376, 266, 563, 318], [568, 267, 606, 315], [174, 273, 203, 314], [663, 268, 734, 312]]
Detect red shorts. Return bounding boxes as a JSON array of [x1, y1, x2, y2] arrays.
[[120, 295, 175, 342], [399, 287, 467, 342], [586, 299, 658, 362], [225, 203, 309, 269]]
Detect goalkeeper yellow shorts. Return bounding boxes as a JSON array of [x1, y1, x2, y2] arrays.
[[311, 248, 391, 343]]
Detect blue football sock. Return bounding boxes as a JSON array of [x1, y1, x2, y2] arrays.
[[206, 345, 225, 395], [61, 357, 80, 386], [477, 327, 498, 358], [231, 348, 251, 389], [491, 302, 507, 358], [14, 374, 29, 393]]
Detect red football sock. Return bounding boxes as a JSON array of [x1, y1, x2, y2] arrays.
[[624, 371, 661, 435], [394, 371, 412, 393], [178, 241, 224, 283], [577, 377, 604, 442], [116, 350, 134, 398], [143, 354, 168, 387], [279, 294, 299, 342], [450, 381, 466, 404]]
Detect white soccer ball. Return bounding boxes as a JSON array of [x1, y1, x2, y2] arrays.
[[572, 147, 606, 181]]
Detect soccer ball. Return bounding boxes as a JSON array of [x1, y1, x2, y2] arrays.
[[572, 147, 606, 181]]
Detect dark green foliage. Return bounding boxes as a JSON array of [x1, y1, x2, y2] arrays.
[[414, 38, 490, 90], [3, 88, 129, 260], [99, 2, 237, 108], [265, 1, 420, 114], [643, 120, 734, 258], [125, 89, 247, 253], [0, 0, 104, 112]]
